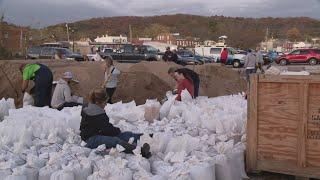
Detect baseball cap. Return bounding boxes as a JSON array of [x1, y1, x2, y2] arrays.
[[63, 72, 73, 79]]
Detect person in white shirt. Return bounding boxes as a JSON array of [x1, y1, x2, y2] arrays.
[[103, 57, 120, 104], [51, 72, 82, 110]]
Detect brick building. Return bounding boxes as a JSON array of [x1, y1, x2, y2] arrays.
[[155, 33, 200, 48]]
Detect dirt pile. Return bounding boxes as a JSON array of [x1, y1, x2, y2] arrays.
[[0, 60, 246, 107]]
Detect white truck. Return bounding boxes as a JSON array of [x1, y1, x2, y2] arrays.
[[195, 46, 246, 68]]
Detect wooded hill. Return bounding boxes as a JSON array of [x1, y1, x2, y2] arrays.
[[20, 14, 320, 48]]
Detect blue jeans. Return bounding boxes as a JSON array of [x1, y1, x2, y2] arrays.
[[85, 132, 142, 149]]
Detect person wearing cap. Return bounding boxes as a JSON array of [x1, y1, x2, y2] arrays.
[[20, 63, 53, 107], [51, 72, 82, 110]]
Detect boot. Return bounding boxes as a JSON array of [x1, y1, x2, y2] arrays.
[[141, 143, 152, 159]]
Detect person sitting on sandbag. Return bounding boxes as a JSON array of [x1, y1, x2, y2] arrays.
[[51, 72, 82, 110], [20, 63, 53, 107], [80, 88, 152, 158]]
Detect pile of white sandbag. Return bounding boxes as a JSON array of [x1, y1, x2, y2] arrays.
[[0, 92, 248, 180], [0, 98, 15, 122]]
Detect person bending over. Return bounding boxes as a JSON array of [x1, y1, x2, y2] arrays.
[[174, 69, 194, 101], [168, 67, 199, 97], [80, 88, 151, 158], [20, 63, 53, 107]]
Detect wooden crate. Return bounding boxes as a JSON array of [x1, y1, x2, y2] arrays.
[[247, 74, 320, 179]]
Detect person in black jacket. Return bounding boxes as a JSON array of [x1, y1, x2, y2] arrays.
[[168, 67, 200, 97], [162, 47, 174, 62], [80, 88, 151, 158]]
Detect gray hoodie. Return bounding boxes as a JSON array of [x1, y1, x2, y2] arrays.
[[51, 78, 73, 108], [244, 53, 257, 69]]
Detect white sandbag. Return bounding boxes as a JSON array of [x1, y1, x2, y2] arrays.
[[165, 135, 200, 155], [150, 175, 166, 180], [50, 170, 75, 180], [23, 93, 34, 107], [12, 165, 38, 180], [0, 169, 12, 179], [190, 163, 215, 180], [5, 175, 27, 180], [181, 89, 193, 102], [39, 165, 60, 180], [214, 155, 234, 180], [265, 66, 281, 75], [159, 95, 177, 119], [144, 104, 160, 123], [280, 71, 310, 75], [0, 98, 14, 121], [108, 168, 133, 180]]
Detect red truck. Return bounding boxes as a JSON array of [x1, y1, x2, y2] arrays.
[[276, 48, 320, 66]]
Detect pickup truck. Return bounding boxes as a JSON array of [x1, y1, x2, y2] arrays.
[[100, 45, 159, 63]]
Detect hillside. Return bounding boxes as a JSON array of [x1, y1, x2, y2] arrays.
[[28, 14, 320, 48]]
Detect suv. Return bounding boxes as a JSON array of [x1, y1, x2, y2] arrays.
[[27, 46, 84, 61], [276, 49, 320, 66], [101, 45, 158, 62], [195, 46, 246, 68]]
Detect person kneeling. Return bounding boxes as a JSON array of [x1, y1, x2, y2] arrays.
[[80, 88, 151, 158], [51, 72, 82, 110]]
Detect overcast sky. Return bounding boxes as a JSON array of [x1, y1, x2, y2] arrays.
[[0, 0, 319, 27]]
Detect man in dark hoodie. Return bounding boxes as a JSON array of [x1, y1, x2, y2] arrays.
[[80, 88, 151, 158]]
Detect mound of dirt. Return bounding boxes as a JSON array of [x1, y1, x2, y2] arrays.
[[0, 60, 246, 107]]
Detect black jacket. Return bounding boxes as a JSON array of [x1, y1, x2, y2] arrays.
[[80, 103, 121, 141]]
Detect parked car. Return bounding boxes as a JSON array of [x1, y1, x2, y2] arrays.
[[275, 49, 320, 66], [264, 51, 284, 64], [176, 50, 214, 65], [195, 46, 246, 68], [101, 45, 158, 63], [27, 46, 84, 61], [55, 48, 84, 61]]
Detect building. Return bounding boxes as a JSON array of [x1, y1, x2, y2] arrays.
[[0, 22, 29, 56], [94, 34, 127, 44], [155, 33, 200, 48], [204, 40, 216, 46], [131, 37, 152, 45]]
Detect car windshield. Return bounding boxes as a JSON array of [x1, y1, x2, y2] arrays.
[[56, 48, 72, 55], [146, 46, 158, 52]]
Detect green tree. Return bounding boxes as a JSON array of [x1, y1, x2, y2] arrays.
[[286, 27, 301, 41]]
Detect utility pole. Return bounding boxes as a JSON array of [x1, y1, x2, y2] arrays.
[[0, 13, 4, 47], [66, 23, 70, 42], [129, 24, 132, 43]]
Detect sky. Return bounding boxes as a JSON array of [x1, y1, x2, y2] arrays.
[[0, 0, 319, 27]]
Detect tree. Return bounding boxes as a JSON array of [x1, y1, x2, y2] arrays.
[[286, 27, 301, 41], [143, 23, 170, 39]]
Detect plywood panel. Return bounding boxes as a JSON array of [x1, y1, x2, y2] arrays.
[[306, 140, 320, 167], [257, 83, 299, 163]]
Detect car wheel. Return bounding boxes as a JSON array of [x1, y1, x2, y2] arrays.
[[233, 60, 240, 68], [309, 58, 317, 66], [279, 59, 287, 66]]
